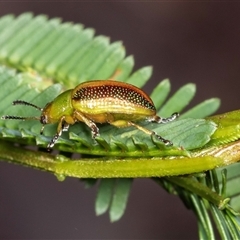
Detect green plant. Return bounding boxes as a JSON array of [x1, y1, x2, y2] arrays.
[[0, 13, 239, 238]]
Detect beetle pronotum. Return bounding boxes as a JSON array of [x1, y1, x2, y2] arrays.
[[2, 80, 179, 150]]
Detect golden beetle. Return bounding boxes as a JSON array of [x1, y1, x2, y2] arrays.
[[2, 80, 179, 150]]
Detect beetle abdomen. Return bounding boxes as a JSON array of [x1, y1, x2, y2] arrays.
[[72, 80, 156, 118]]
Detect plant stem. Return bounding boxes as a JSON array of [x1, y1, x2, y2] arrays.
[[0, 140, 240, 179], [166, 176, 229, 209]]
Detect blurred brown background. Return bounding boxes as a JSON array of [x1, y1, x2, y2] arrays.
[[0, 2, 239, 239]]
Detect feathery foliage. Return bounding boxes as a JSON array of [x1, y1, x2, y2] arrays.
[[0, 13, 239, 237]]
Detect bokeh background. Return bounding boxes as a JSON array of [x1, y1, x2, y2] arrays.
[[0, 2, 239, 239]]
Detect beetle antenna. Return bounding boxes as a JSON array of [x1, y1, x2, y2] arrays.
[[1, 100, 42, 121], [1, 115, 40, 121], [12, 100, 43, 111]]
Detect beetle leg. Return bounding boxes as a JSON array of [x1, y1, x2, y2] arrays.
[[47, 116, 66, 150], [151, 132, 172, 145], [110, 120, 172, 146], [74, 111, 99, 138], [128, 121, 172, 146], [149, 112, 179, 124], [88, 120, 99, 138]]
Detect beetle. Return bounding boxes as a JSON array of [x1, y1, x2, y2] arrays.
[[2, 80, 179, 150]]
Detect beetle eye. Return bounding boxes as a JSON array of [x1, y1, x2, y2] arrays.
[[40, 115, 47, 124]]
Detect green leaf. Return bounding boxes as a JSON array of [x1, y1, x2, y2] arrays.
[[112, 55, 134, 81], [0, 13, 141, 89], [216, 163, 240, 212], [158, 83, 196, 117], [95, 179, 115, 216], [90, 41, 126, 80], [150, 78, 171, 110], [0, 13, 34, 60], [126, 66, 152, 88], [8, 15, 50, 64], [207, 110, 240, 146], [210, 204, 231, 239], [180, 98, 221, 119], [81, 178, 98, 189], [191, 195, 215, 239], [163, 175, 240, 239], [109, 178, 133, 222]]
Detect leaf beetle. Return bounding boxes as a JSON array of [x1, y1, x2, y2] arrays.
[[2, 80, 179, 150]]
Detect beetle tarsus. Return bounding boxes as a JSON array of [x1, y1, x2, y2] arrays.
[[40, 124, 45, 135], [62, 123, 70, 132], [90, 123, 99, 138], [160, 112, 179, 124], [48, 134, 59, 150], [148, 112, 179, 124], [152, 132, 173, 146]]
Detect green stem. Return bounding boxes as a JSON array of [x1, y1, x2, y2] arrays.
[[166, 176, 229, 209], [0, 140, 240, 179]]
